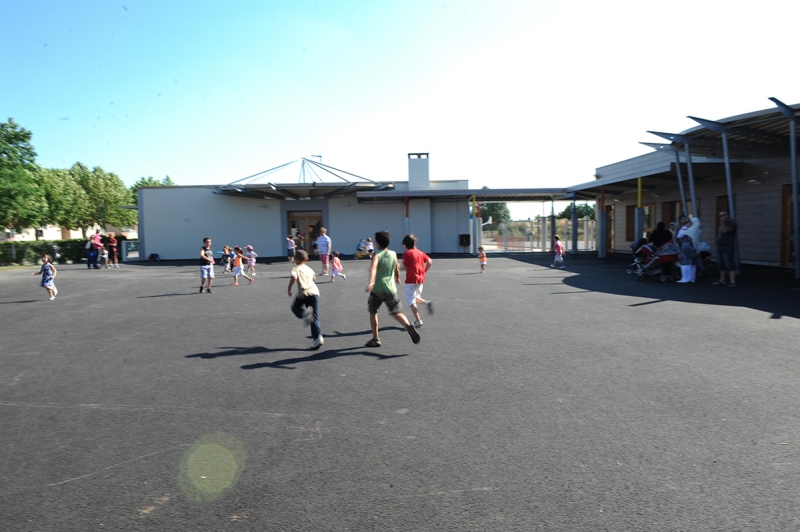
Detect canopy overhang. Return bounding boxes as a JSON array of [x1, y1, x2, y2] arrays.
[[356, 188, 572, 204]]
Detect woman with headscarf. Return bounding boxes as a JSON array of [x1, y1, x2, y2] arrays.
[[676, 217, 700, 283]]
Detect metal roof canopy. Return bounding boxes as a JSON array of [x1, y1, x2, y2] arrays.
[[567, 159, 738, 199], [213, 158, 393, 201], [649, 103, 800, 160], [356, 188, 573, 204]]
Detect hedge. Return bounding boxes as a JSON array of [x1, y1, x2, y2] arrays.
[[0, 238, 127, 265]]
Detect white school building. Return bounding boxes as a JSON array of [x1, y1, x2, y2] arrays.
[[137, 153, 565, 260]]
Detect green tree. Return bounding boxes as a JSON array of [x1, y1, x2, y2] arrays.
[[0, 119, 44, 231], [0, 118, 37, 168], [34, 167, 91, 230], [557, 203, 595, 220], [71, 163, 136, 235], [129, 175, 175, 205], [479, 186, 512, 224], [0, 165, 45, 231]]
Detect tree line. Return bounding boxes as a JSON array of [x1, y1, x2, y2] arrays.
[[0, 118, 174, 237]]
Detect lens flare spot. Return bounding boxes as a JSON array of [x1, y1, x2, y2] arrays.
[[179, 433, 245, 501]]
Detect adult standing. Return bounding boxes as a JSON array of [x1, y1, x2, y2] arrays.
[[107, 232, 119, 268], [649, 222, 673, 248], [86, 233, 100, 269], [199, 237, 215, 293], [714, 211, 738, 287], [316, 227, 332, 276], [676, 218, 699, 283], [286, 235, 296, 262]]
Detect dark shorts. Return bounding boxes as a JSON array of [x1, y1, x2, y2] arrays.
[[287, 248, 296, 258], [368, 292, 403, 315], [717, 246, 736, 271]]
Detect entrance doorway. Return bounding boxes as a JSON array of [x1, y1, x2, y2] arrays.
[[288, 211, 322, 252], [605, 205, 614, 253]]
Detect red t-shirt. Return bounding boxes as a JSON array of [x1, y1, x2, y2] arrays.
[[402, 248, 430, 284]]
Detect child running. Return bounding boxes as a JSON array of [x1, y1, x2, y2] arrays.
[[31, 254, 58, 300], [550, 235, 565, 269], [364, 230, 421, 347], [232, 246, 254, 286], [245, 245, 258, 276], [288, 250, 324, 350], [330, 250, 346, 282], [221, 245, 233, 273], [478, 246, 487, 273], [401, 234, 433, 327]]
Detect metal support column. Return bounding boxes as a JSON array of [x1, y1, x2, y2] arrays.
[[690, 116, 738, 273], [673, 149, 688, 216], [571, 192, 578, 255], [771, 97, 800, 279], [549, 198, 557, 251], [597, 211, 607, 258], [684, 143, 699, 218]]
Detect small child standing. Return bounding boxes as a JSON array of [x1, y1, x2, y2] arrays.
[[401, 234, 433, 327], [330, 251, 346, 282], [101, 247, 110, 268], [477, 246, 487, 273], [364, 230, 421, 347], [221, 245, 232, 273], [288, 249, 324, 350], [31, 254, 58, 300], [245, 245, 258, 276], [551, 235, 565, 269], [232, 246, 254, 285]]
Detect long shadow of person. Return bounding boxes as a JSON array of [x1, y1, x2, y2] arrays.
[[185, 346, 274, 359], [241, 346, 407, 370]]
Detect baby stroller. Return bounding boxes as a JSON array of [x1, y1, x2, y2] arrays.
[[626, 242, 680, 282], [696, 242, 717, 278]]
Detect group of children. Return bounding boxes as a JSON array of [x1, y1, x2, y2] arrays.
[[355, 238, 374, 260], [473, 235, 564, 273], [288, 230, 431, 350], [220, 244, 258, 285]]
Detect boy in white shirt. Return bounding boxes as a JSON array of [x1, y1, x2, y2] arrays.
[[288, 250, 324, 350]]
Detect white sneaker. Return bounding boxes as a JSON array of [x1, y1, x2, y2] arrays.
[[311, 336, 324, 350], [49, 296, 55, 300], [115, 264, 119, 268], [413, 319, 423, 327], [53, 286, 58, 296]]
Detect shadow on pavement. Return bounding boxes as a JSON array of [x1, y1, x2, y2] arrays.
[[507, 254, 800, 320], [241, 346, 407, 370]]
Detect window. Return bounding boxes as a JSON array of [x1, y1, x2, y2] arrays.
[[626, 203, 655, 241], [661, 200, 698, 225]]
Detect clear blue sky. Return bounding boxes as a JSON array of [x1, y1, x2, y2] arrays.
[[3, 1, 800, 219]]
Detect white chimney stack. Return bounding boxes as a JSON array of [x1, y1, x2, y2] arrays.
[[408, 153, 430, 190]]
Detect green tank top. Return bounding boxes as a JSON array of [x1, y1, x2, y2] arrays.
[[373, 249, 397, 294]]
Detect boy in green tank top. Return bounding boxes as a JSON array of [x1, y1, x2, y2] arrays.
[[364, 230, 421, 347]]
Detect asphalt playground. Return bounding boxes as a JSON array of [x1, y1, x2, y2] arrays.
[[2, 253, 800, 531]]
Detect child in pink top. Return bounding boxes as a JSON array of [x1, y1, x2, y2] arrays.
[[551, 235, 565, 269], [330, 251, 346, 282]]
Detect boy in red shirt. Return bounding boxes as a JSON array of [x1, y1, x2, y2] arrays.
[[401, 234, 433, 327]]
